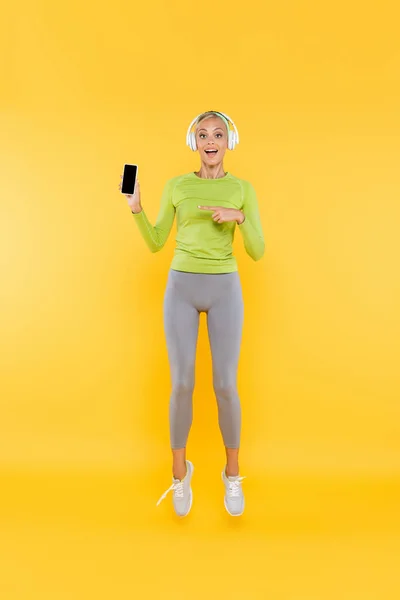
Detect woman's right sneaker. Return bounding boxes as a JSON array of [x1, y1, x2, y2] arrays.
[[222, 467, 246, 516], [156, 460, 194, 517]]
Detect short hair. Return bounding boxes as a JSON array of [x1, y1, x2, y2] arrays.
[[195, 111, 229, 135]]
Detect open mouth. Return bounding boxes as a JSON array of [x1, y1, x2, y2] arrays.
[[205, 149, 218, 156]]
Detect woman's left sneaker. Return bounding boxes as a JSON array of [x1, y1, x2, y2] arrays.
[[222, 468, 246, 516], [156, 460, 194, 517]]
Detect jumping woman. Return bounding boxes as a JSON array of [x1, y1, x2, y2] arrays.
[[119, 110, 265, 517]]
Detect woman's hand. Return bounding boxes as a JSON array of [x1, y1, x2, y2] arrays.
[[119, 175, 142, 213], [198, 206, 245, 224]]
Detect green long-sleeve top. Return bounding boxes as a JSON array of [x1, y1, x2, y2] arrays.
[[131, 171, 265, 273]]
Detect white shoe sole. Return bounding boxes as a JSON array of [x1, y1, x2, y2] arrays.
[[222, 471, 244, 517], [223, 496, 244, 517]]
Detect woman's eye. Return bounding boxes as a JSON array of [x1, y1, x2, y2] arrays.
[[216, 133, 222, 138]]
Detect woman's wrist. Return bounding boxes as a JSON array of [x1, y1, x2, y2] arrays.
[[237, 211, 245, 224], [131, 206, 143, 214]]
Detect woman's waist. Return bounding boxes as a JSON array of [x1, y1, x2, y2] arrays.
[[170, 253, 238, 274]]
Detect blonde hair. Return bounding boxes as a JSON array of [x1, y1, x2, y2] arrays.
[[195, 111, 229, 135]]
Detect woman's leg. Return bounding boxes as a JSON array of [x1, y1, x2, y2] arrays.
[[163, 271, 200, 480], [206, 273, 244, 477]]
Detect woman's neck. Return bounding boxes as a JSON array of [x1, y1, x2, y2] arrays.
[[195, 164, 226, 179]]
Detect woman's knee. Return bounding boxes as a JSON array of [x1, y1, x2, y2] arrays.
[[213, 380, 238, 403], [171, 378, 195, 405]]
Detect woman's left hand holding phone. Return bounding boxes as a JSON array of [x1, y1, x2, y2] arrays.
[[119, 174, 142, 214]]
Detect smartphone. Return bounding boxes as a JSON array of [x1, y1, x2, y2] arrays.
[[121, 163, 138, 195]]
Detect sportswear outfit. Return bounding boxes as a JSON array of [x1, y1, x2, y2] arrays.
[[132, 171, 265, 515]]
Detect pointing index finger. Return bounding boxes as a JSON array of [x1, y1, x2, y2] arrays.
[[198, 205, 218, 210]]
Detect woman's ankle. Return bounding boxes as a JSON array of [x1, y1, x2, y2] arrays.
[[225, 465, 239, 477], [172, 447, 187, 480], [173, 461, 187, 480], [225, 447, 240, 477]]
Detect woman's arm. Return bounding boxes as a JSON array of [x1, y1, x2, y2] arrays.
[[237, 180, 265, 261], [132, 179, 176, 253]]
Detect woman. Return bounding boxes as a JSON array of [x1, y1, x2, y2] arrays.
[[119, 110, 265, 517]]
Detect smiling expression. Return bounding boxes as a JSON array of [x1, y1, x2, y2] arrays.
[[195, 116, 228, 165]]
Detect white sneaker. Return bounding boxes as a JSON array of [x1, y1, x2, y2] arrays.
[[222, 467, 246, 516], [156, 460, 194, 517]]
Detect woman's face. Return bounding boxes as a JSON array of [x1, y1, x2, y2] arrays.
[[195, 116, 228, 165]]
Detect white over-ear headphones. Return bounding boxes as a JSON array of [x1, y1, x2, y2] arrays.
[[186, 110, 240, 152]]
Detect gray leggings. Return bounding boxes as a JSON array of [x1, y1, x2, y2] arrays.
[[163, 268, 244, 449]]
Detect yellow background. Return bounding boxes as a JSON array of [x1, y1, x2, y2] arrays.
[[1, 0, 400, 598]]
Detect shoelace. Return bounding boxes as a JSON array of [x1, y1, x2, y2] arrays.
[[156, 479, 184, 506], [226, 476, 246, 498]]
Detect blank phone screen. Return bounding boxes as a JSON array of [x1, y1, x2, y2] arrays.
[[121, 164, 137, 194]]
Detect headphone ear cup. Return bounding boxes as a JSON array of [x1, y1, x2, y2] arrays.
[[190, 132, 197, 151]]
